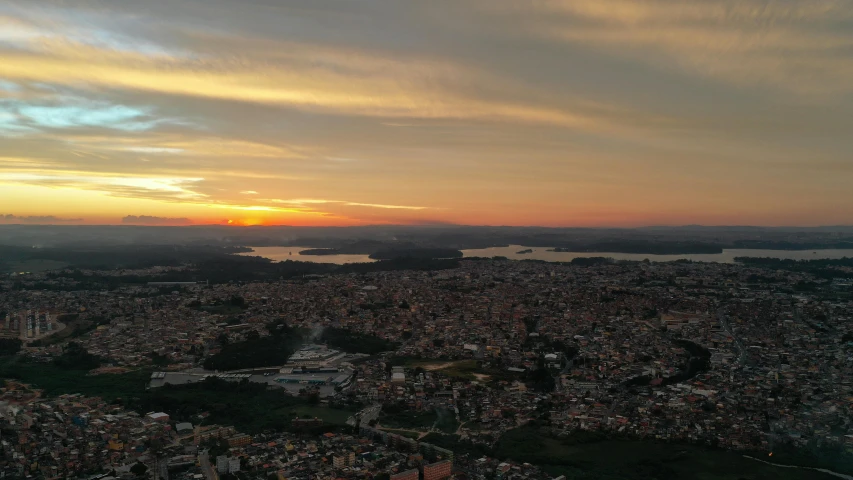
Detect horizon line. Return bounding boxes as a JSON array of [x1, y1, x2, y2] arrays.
[[1, 223, 853, 229]]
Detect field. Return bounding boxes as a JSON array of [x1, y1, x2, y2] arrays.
[[292, 406, 352, 425], [396, 358, 490, 381], [380, 409, 438, 429]]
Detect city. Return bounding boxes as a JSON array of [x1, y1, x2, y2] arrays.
[[1, 255, 851, 479]]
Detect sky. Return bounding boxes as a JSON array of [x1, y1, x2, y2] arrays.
[[1, 0, 851, 227]]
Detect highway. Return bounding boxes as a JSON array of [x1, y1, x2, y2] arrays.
[[717, 307, 747, 366]]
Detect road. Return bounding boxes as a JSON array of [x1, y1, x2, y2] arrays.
[[717, 308, 747, 366], [348, 403, 381, 427], [199, 452, 217, 480]]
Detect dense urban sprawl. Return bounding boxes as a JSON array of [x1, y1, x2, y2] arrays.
[[1, 257, 852, 479]]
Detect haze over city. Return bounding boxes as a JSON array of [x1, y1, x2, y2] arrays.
[[2, 0, 852, 227]]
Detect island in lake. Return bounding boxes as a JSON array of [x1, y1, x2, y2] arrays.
[[516, 249, 533, 254], [298, 248, 342, 256]]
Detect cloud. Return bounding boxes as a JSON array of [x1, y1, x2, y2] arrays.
[[1, 214, 82, 223], [494, 0, 853, 95], [342, 202, 427, 210], [1, 172, 208, 202], [240, 190, 259, 195], [0, 0, 851, 226], [121, 215, 192, 225], [0, 88, 193, 135], [267, 198, 428, 210]]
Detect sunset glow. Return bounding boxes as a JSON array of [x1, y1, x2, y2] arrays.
[[1, 0, 851, 226]]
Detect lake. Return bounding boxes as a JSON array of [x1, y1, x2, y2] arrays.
[[237, 246, 376, 264], [239, 245, 853, 265]]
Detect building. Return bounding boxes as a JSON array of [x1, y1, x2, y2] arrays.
[[175, 422, 194, 434], [391, 469, 419, 480], [332, 452, 356, 469], [423, 460, 452, 480], [147, 412, 170, 423], [227, 433, 252, 447], [228, 457, 241, 473], [391, 366, 406, 384], [292, 417, 323, 429], [216, 455, 228, 474]]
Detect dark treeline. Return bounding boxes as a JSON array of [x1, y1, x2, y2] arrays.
[[552, 241, 722, 254], [319, 327, 397, 355], [0, 244, 250, 272], [735, 257, 853, 280], [568, 257, 613, 266], [0, 339, 22, 356], [732, 240, 853, 250], [203, 321, 301, 371], [735, 257, 853, 268], [133, 377, 330, 435], [53, 342, 102, 370], [9, 247, 461, 288]]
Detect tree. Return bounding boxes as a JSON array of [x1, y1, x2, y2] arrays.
[[130, 462, 148, 476], [0, 338, 22, 356], [53, 342, 101, 370]]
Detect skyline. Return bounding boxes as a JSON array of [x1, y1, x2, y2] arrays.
[[2, 1, 852, 227]]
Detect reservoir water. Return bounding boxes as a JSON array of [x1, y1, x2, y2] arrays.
[[237, 246, 376, 264], [240, 245, 853, 265]]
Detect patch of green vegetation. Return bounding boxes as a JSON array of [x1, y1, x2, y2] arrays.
[[53, 342, 102, 370], [494, 426, 842, 480], [380, 405, 438, 430], [434, 407, 459, 434], [292, 406, 351, 425], [137, 378, 351, 435], [0, 355, 352, 435], [147, 352, 172, 367], [319, 327, 398, 355], [0, 356, 150, 401], [0, 339, 22, 356], [203, 322, 301, 371]]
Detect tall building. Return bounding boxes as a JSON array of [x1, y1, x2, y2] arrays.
[[391, 469, 419, 480], [423, 460, 452, 480], [332, 452, 355, 469], [216, 455, 228, 474], [228, 457, 240, 473]]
